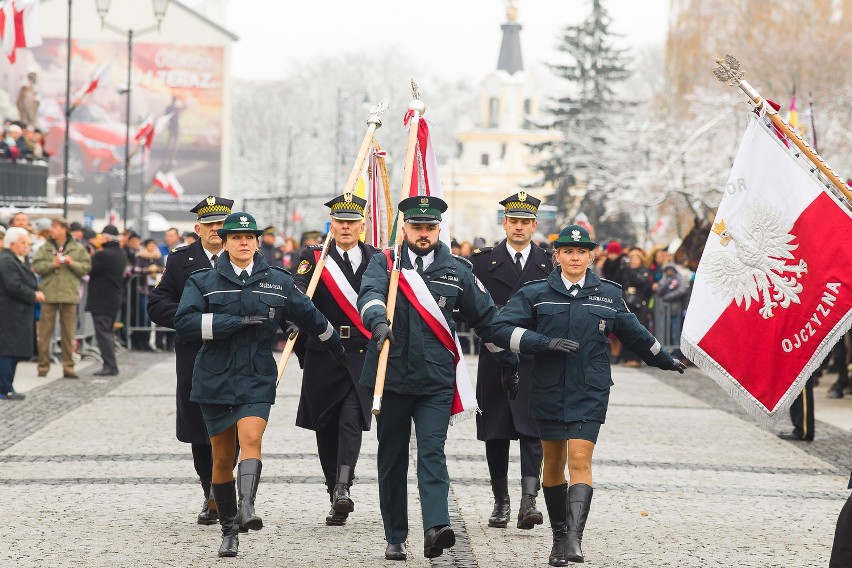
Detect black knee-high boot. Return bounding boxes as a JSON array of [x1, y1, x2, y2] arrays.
[[211, 481, 239, 558], [235, 458, 263, 532], [543, 484, 568, 567], [565, 483, 593, 563]]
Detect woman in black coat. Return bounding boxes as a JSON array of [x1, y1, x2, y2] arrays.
[[0, 227, 44, 400]]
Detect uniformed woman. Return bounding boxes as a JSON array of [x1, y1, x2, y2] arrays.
[[175, 212, 348, 558], [492, 224, 685, 566]]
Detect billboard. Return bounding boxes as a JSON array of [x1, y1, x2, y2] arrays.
[[3, 37, 224, 225]]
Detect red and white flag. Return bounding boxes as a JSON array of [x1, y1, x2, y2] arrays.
[[681, 116, 852, 425], [134, 112, 172, 151], [71, 60, 112, 108], [365, 143, 391, 248], [152, 171, 184, 198], [403, 111, 450, 245], [0, 0, 42, 64]]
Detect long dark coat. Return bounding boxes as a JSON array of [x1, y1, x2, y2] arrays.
[[470, 241, 552, 440], [147, 240, 214, 444], [0, 249, 38, 358], [86, 241, 127, 316], [293, 241, 376, 431]]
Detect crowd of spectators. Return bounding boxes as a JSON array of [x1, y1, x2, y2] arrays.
[[0, 119, 48, 163]]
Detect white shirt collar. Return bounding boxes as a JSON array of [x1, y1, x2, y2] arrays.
[[407, 247, 435, 272], [506, 241, 532, 268], [201, 246, 221, 266], [231, 260, 254, 279], [561, 273, 585, 295], [336, 244, 362, 271]]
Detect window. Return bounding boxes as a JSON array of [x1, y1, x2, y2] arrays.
[[488, 97, 499, 128], [523, 99, 532, 129], [481, 153, 490, 166], [500, 143, 507, 159]]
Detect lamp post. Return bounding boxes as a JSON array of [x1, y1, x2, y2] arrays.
[[95, 0, 169, 232]]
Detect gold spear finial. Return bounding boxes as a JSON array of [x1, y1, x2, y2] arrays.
[[713, 54, 744, 87]]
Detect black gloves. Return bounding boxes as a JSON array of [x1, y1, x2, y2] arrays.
[[330, 341, 349, 368], [501, 366, 520, 400], [371, 320, 395, 349], [239, 315, 267, 327], [284, 321, 299, 340], [546, 338, 580, 353], [669, 358, 686, 374]]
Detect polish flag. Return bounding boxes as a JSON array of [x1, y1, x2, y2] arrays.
[[402, 111, 450, 245], [681, 115, 852, 425], [0, 0, 42, 64], [71, 60, 112, 108], [134, 112, 172, 151], [153, 171, 184, 198]]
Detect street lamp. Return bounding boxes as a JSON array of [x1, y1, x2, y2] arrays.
[[95, 0, 169, 232]]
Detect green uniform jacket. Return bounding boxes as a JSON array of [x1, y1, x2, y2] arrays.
[[174, 252, 341, 406], [357, 241, 517, 396], [492, 269, 677, 424], [32, 238, 91, 303]]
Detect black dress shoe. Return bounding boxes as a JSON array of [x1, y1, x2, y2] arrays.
[[778, 431, 813, 441], [423, 525, 455, 558], [827, 389, 843, 399], [93, 369, 119, 376], [385, 542, 407, 561]]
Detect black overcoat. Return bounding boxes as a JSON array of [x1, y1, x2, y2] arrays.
[[293, 241, 376, 431], [0, 249, 38, 358], [470, 241, 552, 440], [86, 241, 127, 316], [147, 240, 213, 444]]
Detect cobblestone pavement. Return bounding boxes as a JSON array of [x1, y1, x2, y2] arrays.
[[1, 354, 848, 567]]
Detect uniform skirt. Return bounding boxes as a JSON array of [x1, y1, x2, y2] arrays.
[[536, 419, 601, 443], [200, 403, 272, 437]]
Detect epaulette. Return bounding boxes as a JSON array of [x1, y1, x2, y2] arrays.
[[452, 254, 473, 269], [270, 266, 292, 275], [307, 244, 323, 250], [523, 278, 547, 287], [170, 243, 189, 253], [189, 267, 212, 275], [470, 246, 493, 256], [544, 248, 554, 256], [600, 278, 623, 289]]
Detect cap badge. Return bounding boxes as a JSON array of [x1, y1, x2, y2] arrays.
[[518, 191, 527, 202], [420, 197, 429, 205], [344, 192, 353, 203], [571, 230, 581, 241], [239, 216, 249, 227], [206, 196, 216, 206]]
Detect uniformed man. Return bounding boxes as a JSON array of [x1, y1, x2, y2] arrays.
[[147, 195, 234, 525], [260, 226, 285, 268], [470, 192, 549, 531], [357, 196, 519, 561], [293, 193, 377, 526]]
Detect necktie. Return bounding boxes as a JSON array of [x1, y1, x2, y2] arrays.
[[342, 251, 354, 276], [569, 284, 580, 296], [415, 256, 424, 275], [210, 254, 218, 267], [514, 251, 523, 273], [239, 270, 249, 282]]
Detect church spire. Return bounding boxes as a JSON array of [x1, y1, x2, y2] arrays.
[[497, 2, 524, 75]]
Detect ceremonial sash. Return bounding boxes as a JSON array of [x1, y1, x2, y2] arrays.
[[314, 250, 371, 338], [384, 251, 478, 422]]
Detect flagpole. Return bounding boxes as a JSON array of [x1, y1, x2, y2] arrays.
[[275, 102, 388, 386], [62, 0, 72, 219], [372, 81, 424, 416], [714, 55, 851, 201]]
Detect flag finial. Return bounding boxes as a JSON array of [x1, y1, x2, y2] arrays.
[[713, 54, 744, 87]]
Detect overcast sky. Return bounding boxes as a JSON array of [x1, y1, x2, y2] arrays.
[[198, 0, 669, 81]]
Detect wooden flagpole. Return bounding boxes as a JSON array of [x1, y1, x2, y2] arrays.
[[275, 102, 388, 385], [372, 81, 424, 415], [713, 55, 852, 201]]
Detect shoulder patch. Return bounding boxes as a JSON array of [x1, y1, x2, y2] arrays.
[[452, 254, 473, 269], [470, 247, 493, 256], [296, 259, 312, 274], [170, 243, 189, 253], [270, 266, 292, 275], [600, 278, 623, 289], [523, 278, 547, 287]]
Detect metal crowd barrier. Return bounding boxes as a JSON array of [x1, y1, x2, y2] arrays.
[[48, 280, 102, 364], [123, 273, 174, 351]]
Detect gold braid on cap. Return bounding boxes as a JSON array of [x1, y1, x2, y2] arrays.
[[197, 204, 231, 215], [504, 201, 538, 212], [331, 202, 364, 212]]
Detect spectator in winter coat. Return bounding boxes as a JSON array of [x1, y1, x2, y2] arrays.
[[132, 239, 164, 350], [653, 262, 689, 353], [621, 247, 653, 367], [86, 225, 127, 376]]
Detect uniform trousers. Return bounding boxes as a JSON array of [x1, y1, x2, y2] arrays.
[[316, 384, 363, 482], [92, 313, 118, 373], [788, 375, 815, 440], [485, 436, 542, 480], [37, 302, 77, 375], [376, 389, 453, 544], [830, 489, 852, 567]]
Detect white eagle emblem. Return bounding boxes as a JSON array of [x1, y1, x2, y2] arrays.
[[571, 230, 581, 241], [239, 216, 249, 227], [703, 203, 807, 319]]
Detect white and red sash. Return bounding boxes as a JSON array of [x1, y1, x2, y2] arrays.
[[385, 251, 478, 422], [314, 250, 370, 338]]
